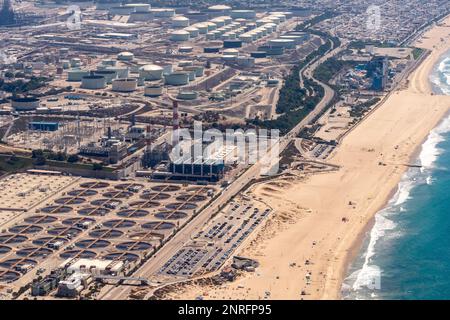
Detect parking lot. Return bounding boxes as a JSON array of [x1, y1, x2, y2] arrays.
[[158, 201, 271, 279]]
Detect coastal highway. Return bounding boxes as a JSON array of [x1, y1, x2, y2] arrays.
[[100, 39, 345, 301]]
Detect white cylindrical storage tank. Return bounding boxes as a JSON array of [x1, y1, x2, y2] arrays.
[[236, 56, 255, 68], [11, 97, 40, 111], [179, 60, 193, 67], [144, 85, 163, 97], [106, 67, 129, 78], [230, 10, 256, 20], [269, 38, 295, 49], [184, 70, 196, 81], [81, 75, 107, 89], [70, 58, 81, 68], [93, 70, 117, 84], [162, 64, 173, 75], [184, 26, 199, 38], [177, 90, 198, 100], [207, 5, 231, 15], [206, 22, 217, 31], [112, 78, 137, 92], [223, 48, 239, 56], [239, 34, 253, 43], [223, 16, 233, 24], [273, 14, 286, 22], [139, 64, 164, 80], [222, 55, 237, 63], [118, 51, 134, 61], [67, 69, 90, 81], [164, 72, 189, 86], [280, 35, 303, 44], [268, 16, 281, 24], [110, 6, 135, 15], [102, 59, 116, 66], [172, 16, 190, 28], [170, 30, 190, 41], [196, 23, 208, 34], [211, 17, 225, 27], [61, 60, 70, 69], [206, 32, 216, 40], [124, 3, 150, 13], [151, 8, 175, 17]]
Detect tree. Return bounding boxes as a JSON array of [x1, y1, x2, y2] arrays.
[[31, 149, 44, 158], [92, 163, 103, 171], [67, 154, 79, 163], [34, 156, 46, 166]]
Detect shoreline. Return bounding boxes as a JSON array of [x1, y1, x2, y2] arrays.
[[171, 15, 450, 301]]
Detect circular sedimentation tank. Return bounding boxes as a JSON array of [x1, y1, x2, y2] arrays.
[[114, 183, 144, 190], [0, 258, 37, 269], [175, 194, 207, 202], [129, 231, 164, 241], [60, 250, 97, 259], [140, 192, 170, 200], [155, 211, 187, 220], [48, 227, 82, 237], [68, 189, 98, 197], [151, 185, 181, 192], [0, 270, 21, 282], [117, 209, 149, 218], [9, 225, 43, 235], [78, 207, 111, 216], [62, 217, 96, 226], [41, 205, 72, 214], [102, 191, 133, 199], [80, 182, 110, 189], [142, 221, 175, 230], [33, 237, 68, 246], [89, 229, 124, 239], [76, 239, 111, 249], [0, 234, 28, 244], [24, 215, 58, 224], [16, 247, 53, 258], [103, 252, 140, 262], [116, 241, 152, 251], [0, 245, 12, 256], [165, 202, 198, 210], [129, 201, 160, 208], [90, 199, 122, 206], [103, 219, 136, 229], [55, 197, 86, 205]]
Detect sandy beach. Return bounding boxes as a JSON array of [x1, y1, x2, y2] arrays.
[[167, 16, 450, 300]]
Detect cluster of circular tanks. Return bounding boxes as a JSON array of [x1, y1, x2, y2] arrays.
[[0, 181, 215, 283]]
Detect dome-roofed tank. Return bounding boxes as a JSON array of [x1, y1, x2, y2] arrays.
[[139, 64, 164, 81]]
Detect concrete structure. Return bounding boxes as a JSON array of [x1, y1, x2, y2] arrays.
[[81, 75, 107, 89], [112, 78, 137, 92]]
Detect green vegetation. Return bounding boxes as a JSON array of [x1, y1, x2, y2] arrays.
[[250, 31, 340, 134], [296, 11, 340, 31], [411, 48, 424, 60], [0, 76, 50, 95], [0, 154, 33, 172], [347, 40, 397, 50], [349, 98, 381, 118]]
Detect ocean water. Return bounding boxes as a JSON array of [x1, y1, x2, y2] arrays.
[[342, 51, 450, 300]]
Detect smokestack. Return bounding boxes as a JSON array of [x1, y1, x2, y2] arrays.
[[107, 126, 112, 139], [172, 99, 179, 147], [131, 114, 136, 127]]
